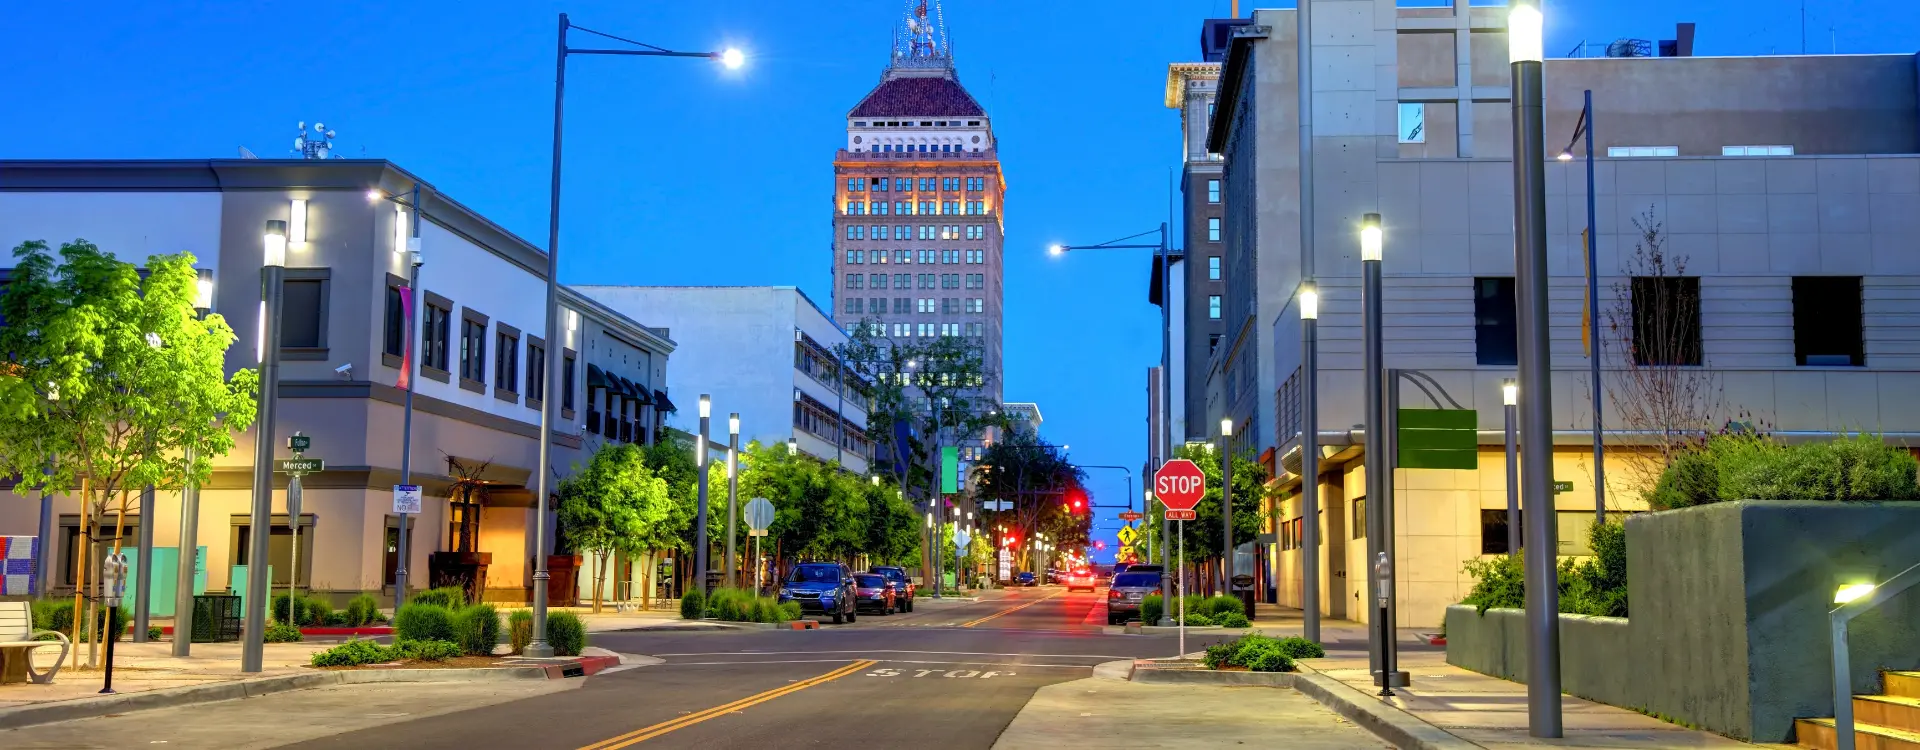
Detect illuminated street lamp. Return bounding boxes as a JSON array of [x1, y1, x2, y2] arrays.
[[241, 219, 288, 673]]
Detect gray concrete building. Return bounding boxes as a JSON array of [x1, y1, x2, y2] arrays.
[[1168, 60, 1228, 446], [1207, 1, 1920, 626], [0, 159, 677, 607]]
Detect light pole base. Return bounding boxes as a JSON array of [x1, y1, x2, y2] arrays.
[[1157, 618, 1175, 627], [1372, 670, 1411, 688], [523, 642, 555, 659]]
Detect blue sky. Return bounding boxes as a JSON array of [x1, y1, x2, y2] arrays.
[[4, 0, 1913, 561]]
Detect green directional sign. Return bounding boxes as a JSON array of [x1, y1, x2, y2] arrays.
[[1396, 408, 1478, 470], [287, 434, 311, 452], [941, 446, 959, 494], [275, 458, 324, 474], [1553, 480, 1574, 494]]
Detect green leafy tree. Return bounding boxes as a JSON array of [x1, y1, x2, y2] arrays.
[[860, 477, 921, 566], [556, 443, 671, 613], [970, 430, 1085, 571], [1156, 444, 1268, 580], [0, 240, 256, 658]]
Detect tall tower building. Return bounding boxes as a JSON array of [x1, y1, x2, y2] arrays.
[[832, 0, 1006, 425]]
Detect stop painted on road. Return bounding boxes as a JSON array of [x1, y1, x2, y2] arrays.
[[865, 668, 1013, 679]]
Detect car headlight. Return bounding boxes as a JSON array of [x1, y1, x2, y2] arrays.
[[778, 588, 793, 597]]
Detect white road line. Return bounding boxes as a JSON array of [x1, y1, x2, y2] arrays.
[[651, 649, 1133, 659], [659, 658, 1095, 669]]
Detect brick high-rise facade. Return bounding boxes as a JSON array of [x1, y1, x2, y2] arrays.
[[830, 0, 1005, 422]]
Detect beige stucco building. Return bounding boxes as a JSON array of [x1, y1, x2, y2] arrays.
[[1, 159, 676, 606]]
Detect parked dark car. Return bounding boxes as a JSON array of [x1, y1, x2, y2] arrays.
[[851, 573, 897, 615], [1106, 570, 1163, 625], [1015, 571, 1038, 587], [1110, 562, 1134, 578], [777, 562, 857, 624], [870, 566, 916, 612]]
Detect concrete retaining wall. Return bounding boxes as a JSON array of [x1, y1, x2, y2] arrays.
[[1446, 501, 1920, 743]]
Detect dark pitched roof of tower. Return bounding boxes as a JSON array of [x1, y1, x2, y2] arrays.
[[849, 75, 985, 118]]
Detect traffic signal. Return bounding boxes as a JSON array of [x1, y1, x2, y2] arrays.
[[1094, 540, 1106, 551], [1065, 487, 1087, 513]]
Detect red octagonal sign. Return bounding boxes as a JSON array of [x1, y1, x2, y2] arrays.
[[1153, 459, 1207, 512]]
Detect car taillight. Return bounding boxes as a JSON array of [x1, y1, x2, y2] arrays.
[[1109, 589, 1122, 600]]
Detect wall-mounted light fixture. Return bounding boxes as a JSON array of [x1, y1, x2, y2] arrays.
[[289, 199, 309, 247]]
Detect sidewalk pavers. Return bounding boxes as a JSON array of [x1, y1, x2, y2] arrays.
[[1244, 604, 1756, 749]]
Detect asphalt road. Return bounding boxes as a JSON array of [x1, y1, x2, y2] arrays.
[[287, 586, 1237, 750]]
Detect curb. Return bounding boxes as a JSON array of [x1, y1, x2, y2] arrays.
[[1131, 666, 1298, 687], [0, 655, 623, 731], [1290, 670, 1482, 750]]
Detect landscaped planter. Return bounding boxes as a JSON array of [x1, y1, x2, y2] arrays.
[[1445, 501, 1920, 742]]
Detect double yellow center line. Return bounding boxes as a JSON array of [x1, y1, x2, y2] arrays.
[[960, 589, 1062, 628], [577, 659, 876, 749]]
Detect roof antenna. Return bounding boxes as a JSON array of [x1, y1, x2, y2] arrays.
[[238, 146, 259, 159], [294, 121, 339, 159]]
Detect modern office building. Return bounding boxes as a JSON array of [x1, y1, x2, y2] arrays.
[[1207, 1, 1920, 627], [576, 286, 874, 475], [830, 0, 1006, 412], [0, 159, 676, 607]]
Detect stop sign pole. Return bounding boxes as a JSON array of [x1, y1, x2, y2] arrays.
[[1154, 460, 1207, 629]]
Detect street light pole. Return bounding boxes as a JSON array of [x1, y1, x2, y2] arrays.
[[1219, 418, 1233, 595], [173, 272, 215, 657], [1299, 284, 1321, 643], [531, 12, 742, 657], [695, 395, 712, 597], [1509, 0, 1563, 736], [726, 413, 739, 589], [1504, 379, 1521, 559], [241, 219, 287, 674], [1359, 212, 1386, 679]]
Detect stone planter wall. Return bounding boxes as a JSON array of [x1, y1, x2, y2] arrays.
[[1445, 501, 1920, 742]]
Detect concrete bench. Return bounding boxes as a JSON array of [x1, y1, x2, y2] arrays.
[[0, 600, 70, 685]]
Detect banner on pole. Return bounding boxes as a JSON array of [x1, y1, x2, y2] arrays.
[[941, 446, 959, 494]]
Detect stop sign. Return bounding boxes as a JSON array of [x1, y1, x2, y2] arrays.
[[1153, 459, 1207, 511]]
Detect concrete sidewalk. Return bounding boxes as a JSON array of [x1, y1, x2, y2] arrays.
[[0, 640, 335, 712], [993, 661, 1390, 749], [1248, 604, 1754, 748]]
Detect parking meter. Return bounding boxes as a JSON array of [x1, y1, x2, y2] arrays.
[[101, 552, 129, 608], [1373, 552, 1391, 610]]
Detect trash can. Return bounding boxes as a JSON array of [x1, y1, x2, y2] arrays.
[[1230, 574, 1256, 622], [191, 594, 242, 643]]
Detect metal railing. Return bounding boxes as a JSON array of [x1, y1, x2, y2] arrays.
[[1830, 559, 1920, 750]]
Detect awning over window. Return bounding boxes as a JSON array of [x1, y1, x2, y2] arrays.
[[625, 378, 655, 406], [654, 389, 677, 413], [585, 363, 609, 390]]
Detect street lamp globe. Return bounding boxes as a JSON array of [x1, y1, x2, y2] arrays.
[[719, 48, 746, 70], [1502, 379, 1519, 406], [1508, 0, 1545, 63], [1557, 150, 1574, 162], [1359, 213, 1383, 262], [1047, 244, 1065, 257]]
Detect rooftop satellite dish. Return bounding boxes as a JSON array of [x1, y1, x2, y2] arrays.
[[238, 146, 259, 159]]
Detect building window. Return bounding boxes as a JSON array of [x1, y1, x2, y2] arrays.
[[1608, 146, 1680, 157], [894, 297, 910, 313], [1722, 145, 1794, 156], [1481, 510, 1517, 555], [871, 225, 884, 239], [847, 274, 864, 290], [847, 177, 864, 192], [1207, 256, 1221, 280], [1208, 295, 1221, 319], [918, 226, 933, 240], [871, 296, 886, 313], [280, 273, 328, 352], [1207, 179, 1221, 204], [894, 273, 910, 288], [894, 178, 910, 191], [846, 298, 863, 314], [1208, 333, 1221, 356], [1207, 218, 1221, 242], [967, 225, 983, 240], [966, 201, 984, 214], [967, 298, 983, 313], [918, 322, 934, 337], [917, 298, 935, 313], [494, 326, 520, 397], [382, 280, 406, 360], [1352, 498, 1365, 539], [872, 177, 888, 191], [941, 274, 958, 289], [459, 312, 488, 390], [893, 322, 911, 337], [967, 249, 983, 264], [1793, 276, 1863, 366], [1631, 276, 1703, 366], [1474, 277, 1518, 366], [527, 338, 546, 403], [893, 226, 909, 240], [846, 201, 865, 215], [423, 298, 451, 373], [1397, 102, 1425, 144], [874, 202, 890, 215], [871, 273, 888, 289], [562, 351, 576, 413]]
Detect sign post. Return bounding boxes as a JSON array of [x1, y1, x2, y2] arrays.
[[1153, 459, 1207, 629], [275, 434, 320, 625], [744, 498, 773, 592]]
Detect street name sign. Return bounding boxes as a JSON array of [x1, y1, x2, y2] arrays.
[[287, 434, 312, 453], [275, 458, 323, 474], [1153, 459, 1207, 511], [392, 484, 422, 515], [1118, 511, 1143, 522]]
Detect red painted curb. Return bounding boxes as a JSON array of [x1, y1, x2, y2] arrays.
[[787, 620, 819, 630], [539, 655, 620, 679]]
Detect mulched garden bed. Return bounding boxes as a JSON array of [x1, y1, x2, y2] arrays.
[[311, 656, 508, 671]]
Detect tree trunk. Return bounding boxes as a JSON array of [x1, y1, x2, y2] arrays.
[[592, 546, 608, 614], [71, 478, 90, 670], [640, 551, 652, 611]]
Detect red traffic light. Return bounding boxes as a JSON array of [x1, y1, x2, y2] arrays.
[[1065, 487, 1088, 512], [1094, 540, 1106, 551]]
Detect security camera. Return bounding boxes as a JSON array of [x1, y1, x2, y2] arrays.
[[335, 363, 353, 379]]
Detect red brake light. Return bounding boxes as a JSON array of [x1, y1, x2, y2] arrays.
[[1108, 589, 1122, 599]]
